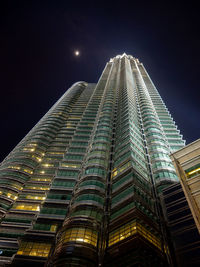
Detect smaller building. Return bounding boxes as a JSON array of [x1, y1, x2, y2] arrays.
[[161, 139, 200, 266], [162, 182, 200, 266], [170, 139, 200, 234]]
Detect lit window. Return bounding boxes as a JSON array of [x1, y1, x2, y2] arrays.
[[31, 177, 51, 182], [17, 241, 51, 257], [23, 168, 33, 174], [33, 223, 57, 232], [7, 165, 33, 174], [108, 220, 161, 250], [60, 163, 81, 168], [23, 147, 35, 152], [186, 164, 200, 178], [27, 143, 38, 147], [6, 192, 18, 200], [32, 155, 42, 162], [5, 183, 23, 190], [112, 161, 132, 178], [41, 163, 54, 168], [60, 228, 97, 247], [8, 166, 20, 170], [68, 116, 81, 119], [25, 195, 46, 200], [13, 203, 40, 211], [48, 152, 64, 155], [50, 224, 57, 232], [0, 190, 18, 200], [25, 185, 50, 191]]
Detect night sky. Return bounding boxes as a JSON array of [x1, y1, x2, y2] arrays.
[[0, 1, 199, 162]]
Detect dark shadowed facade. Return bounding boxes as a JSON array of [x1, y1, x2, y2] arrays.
[[0, 54, 185, 266], [162, 182, 200, 266], [161, 140, 200, 266]]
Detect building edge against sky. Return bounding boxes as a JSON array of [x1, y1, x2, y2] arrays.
[[0, 54, 185, 266]]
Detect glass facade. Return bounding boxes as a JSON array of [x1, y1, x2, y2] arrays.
[[162, 183, 200, 266], [0, 54, 184, 266]]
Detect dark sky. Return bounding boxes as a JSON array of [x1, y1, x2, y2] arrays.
[[0, 0, 199, 162]]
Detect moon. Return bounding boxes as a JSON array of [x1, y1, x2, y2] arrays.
[[74, 50, 80, 56]]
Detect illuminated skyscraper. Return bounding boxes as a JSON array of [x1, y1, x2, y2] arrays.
[[0, 54, 185, 266]]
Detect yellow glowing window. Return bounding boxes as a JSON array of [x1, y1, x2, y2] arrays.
[[25, 195, 46, 200], [108, 220, 161, 250], [112, 169, 118, 177], [60, 163, 81, 168], [48, 152, 64, 155], [7, 165, 33, 174], [41, 163, 54, 168], [25, 185, 50, 191], [11, 184, 23, 190], [0, 191, 18, 200], [164, 244, 169, 255], [23, 147, 35, 152], [6, 192, 18, 200], [111, 161, 132, 178], [13, 204, 40, 211], [32, 155, 42, 162], [17, 242, 51, 257], [50, 224, 57, 232], [8, 165, 21, 170], [68, 116, 81, 119], [109, 221, 137, 246], [31, 177, 51, 182], [60, 228, 97, 247], [31, 150, 45, 156], [137, 224, 161, 250], [186, 167, 200, 177], [36, 151, 45, 156], [23, 168, 33, 174], [24, 143, 38, 148]]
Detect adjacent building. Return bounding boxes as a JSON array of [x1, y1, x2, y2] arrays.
[[161, 139, 200, 266], [0, 54, 185, 266], [170, 139, 200, 233], [162, 182, 200, 266]]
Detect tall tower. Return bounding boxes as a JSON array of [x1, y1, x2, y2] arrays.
[[0, 54, 185, 266]]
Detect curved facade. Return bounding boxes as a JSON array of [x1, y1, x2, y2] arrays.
[[0, 54, 184, 266]]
